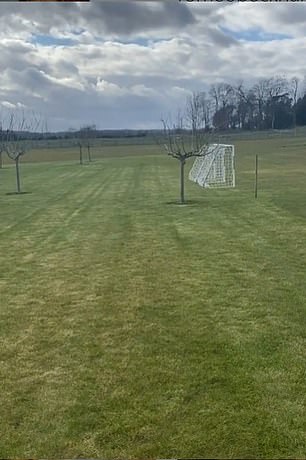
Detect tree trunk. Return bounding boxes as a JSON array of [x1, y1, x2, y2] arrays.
[[79, 145, 83, 165], [0, 152, 2, 169], [15, 156, 21, 193], [87, 145, 91, 162], [293, 109, 297, 136], [180, 159, 185, 204]]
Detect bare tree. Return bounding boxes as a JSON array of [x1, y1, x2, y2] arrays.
[[186, 92, 211, 133], [209, 83, 235, 112], [0, 123, 5, 169], [162, 94, 215, 204], [77, 124, 97, 164], [209, 83, 236, 130], [252, 77, 289, 130], [80, 124, 96, 162], [252, 79, 270, 130], [77, 140, 84, 165], [235, 81, 257, 130], [290, 77, 299, 135], [267, 77, 289, 130], [4, 110, 40, 193]]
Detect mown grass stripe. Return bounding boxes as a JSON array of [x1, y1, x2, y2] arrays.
[[1, 138, 306, 457]]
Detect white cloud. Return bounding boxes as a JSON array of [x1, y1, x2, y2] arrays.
[[96, 79, 125, 96], [0, 1, 305, 130], [219, 2, 306, 37], [1, 101, 17, 109]]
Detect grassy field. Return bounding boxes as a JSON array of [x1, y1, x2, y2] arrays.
[[1, 135, 306, 458]]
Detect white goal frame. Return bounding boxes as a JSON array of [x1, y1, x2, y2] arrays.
[[189, 144, 235, 188]]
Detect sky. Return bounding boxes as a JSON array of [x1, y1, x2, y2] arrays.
[[0, 0, 306, 131]]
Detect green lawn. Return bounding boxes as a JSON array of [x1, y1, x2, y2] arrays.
[[1, 137, 306, 458]]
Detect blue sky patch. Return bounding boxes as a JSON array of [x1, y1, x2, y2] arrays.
[[221, 27, 291, 42], [115, 38, 154, 47], [31, 34, 76, 47]]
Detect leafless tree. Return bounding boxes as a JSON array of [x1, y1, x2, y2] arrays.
[[235, 81, 257, 130], [186, 92, 211, 133], [290, 77, 299, 135], [78, 124, 97, 164], [253, 77, 289, 130], [162, 94, 215, 204], [267, 77, 289, 129], [77, 139, 84, 165], [252, 79, 270, 129], [209, 83, 235, 112], [209, 83, 236, 130], [0, 123, 5, 169], [3, 110, 41, 193], [80, 124, 96, 162]]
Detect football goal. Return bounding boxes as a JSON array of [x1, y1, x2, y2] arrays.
[[189, 144, 235, 188]]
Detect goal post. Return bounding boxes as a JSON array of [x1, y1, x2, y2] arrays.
[[189, 144, 235, 188]]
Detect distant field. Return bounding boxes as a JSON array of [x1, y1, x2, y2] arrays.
[[2, 142, 159, 164], [1, 135, 306, 458]]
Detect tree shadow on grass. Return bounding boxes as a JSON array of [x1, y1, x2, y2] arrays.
[[6, 191, 32, 196], [165, 199, 203, 207]]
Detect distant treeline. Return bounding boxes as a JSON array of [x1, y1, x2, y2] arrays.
[[181, 76, 306, 132], [206, 77, 304, 131], [6, 76, 306, 140], [51, 129, 153, 140], [47, 77, 306, 136], [7, 129, 154, 141]]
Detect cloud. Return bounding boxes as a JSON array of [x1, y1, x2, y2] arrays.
[[84, 1, 196, 37], [1, 101, 18, 109], [220, 2, 306, 38], [0, 1, 196, 40], [0, 1, 305, 130]]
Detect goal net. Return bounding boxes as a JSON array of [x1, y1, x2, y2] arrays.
[[189, 144, 235, 188]]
